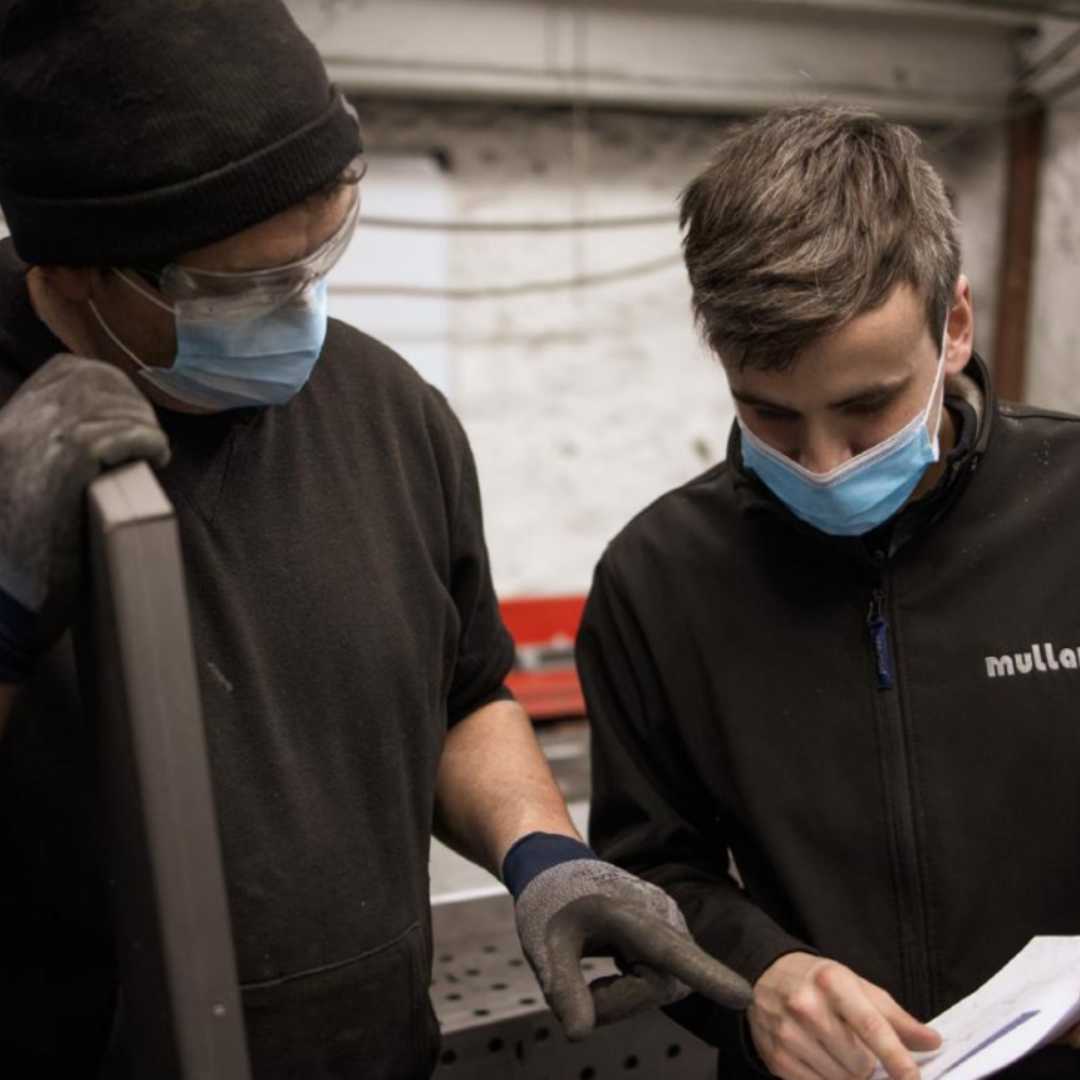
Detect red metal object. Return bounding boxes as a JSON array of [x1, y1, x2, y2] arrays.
[[499, 595, 587, 721]]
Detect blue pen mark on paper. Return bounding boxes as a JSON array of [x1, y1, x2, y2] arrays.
[[938, 1010, 1041, 1077]]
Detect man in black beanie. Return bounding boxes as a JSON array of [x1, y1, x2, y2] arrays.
[[0, 1, 750, 1076]]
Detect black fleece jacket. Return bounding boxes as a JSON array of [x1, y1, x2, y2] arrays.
[[579, 357, 1080, 1079]]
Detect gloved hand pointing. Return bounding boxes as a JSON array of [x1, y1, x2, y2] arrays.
[[0, 353, 170, 680], [505, 832, 752, 1040]]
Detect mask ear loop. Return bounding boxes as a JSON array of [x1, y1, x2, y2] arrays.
[[925, 315, 952, 456], [87, 299, 154, 373], [114, 269, 176, 314], [88, 268, 178, 373]]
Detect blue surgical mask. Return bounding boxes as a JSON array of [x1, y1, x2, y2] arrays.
[[91, 275, 329, 411], [737, 329, 949, 536], [88, 179, 360, 412]]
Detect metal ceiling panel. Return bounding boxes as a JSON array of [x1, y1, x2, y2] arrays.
[[289, 0, 1034, 121]]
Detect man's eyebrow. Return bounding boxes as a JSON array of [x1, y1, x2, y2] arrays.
[[830, 374, 912, 408], [732, 374, 914, 414], [730, 389, 799, 413]]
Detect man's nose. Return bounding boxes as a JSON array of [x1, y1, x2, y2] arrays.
[[797, 426, 852, 475]]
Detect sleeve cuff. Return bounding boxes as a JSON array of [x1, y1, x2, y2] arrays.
[[447, 682, 515, 728], [501, 831, 596, 898]]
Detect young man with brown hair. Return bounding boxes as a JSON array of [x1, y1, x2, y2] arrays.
[[578, 106, 1080, 1080]]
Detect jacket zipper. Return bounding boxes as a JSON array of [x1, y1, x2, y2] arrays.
[[866, 589, 895, 690], [866, 573, 933, 1017]]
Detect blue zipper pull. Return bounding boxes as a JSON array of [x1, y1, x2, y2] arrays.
[[867, 588, 895, 690]]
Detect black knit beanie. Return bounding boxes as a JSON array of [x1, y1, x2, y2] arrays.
[[0, 0, 363, 266]]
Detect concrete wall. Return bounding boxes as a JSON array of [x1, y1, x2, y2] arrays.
[[929, 123, 1008, 375], [351, 98, 1007, 598]]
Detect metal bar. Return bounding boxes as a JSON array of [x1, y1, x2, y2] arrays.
[[991, 93, 1045, 401], [76, 461, 251, 1080], [709, 0, 1047, 26]]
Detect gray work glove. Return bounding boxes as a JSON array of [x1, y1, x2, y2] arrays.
[[0, 353, 170, 676], [506, 834, 752, 1040]]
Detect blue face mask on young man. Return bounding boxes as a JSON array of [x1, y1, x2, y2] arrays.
[[737, 324, 949, 537], [89, 185, 359, 412]]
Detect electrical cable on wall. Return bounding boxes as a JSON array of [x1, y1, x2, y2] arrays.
[[570, 0, 590, 321], [331, 2, 693, 303], [358, 211, 676, 231], [329, 253, 684, 300]]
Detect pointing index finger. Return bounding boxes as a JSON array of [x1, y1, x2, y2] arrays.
[[827, 976, 924, 1080]]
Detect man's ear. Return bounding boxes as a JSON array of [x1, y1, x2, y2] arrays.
[[944, 274, 974, 377], [32, 265, 99, 303]]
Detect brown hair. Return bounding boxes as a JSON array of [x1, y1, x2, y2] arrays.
[[307, 156, 368, 204], [679, 105, 960, 371]]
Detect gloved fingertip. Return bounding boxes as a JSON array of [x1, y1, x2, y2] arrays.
[[560, 1011, 595, 1042], [592, 969, 669, 1027], [546, 975, 596, 1041]]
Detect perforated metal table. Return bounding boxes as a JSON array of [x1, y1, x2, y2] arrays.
[[429, 722, 718, 1080], [430, 891, 717, 1080]]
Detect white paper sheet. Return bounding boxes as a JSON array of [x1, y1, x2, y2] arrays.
[[870, 936, 1080, 1079]]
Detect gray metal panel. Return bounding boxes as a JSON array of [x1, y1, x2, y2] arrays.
[[288, 0, 1031, 122], [78, 461, 251, 1080]]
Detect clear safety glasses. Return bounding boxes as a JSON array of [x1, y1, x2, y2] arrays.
[[129, 157, 365, 321]]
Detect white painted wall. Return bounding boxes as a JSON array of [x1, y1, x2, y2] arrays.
[[327, 153, 451, 393], [351, 101, 729, 597], [350, 99, 1007, 598]]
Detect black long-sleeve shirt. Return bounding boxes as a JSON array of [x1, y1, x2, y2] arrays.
[[0, 240, 514, 1078]]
